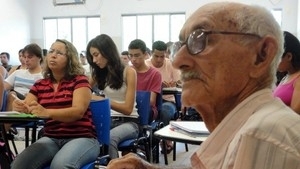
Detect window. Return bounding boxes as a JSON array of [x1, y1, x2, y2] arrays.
[[122, 13, 185, 51], [43, 16, 100, 53]]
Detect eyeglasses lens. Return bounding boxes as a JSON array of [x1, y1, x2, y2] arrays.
[[171, 29, 207, 61], [188, 29, 206, 55]]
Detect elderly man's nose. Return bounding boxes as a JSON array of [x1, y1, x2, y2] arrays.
[[172, 51, 184, 69]]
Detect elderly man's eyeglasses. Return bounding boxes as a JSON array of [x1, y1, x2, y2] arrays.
[[48, 49, 66, 57], [170, 29, 261, 60]]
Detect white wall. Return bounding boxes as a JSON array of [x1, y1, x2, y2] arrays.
[[0, 0, 30, 65], [1, 0, 299, 65]]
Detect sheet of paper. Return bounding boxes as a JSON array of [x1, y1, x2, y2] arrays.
[[0, 111, 21, 115], [0, 111, 36, 117], [170, 121, 209, 134], [163, 87, 182, 92]]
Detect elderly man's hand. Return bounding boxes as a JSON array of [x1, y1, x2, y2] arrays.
[[107, 153, 153, 169]]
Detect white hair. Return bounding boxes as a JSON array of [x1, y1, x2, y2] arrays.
[[234, 4, 284, 85]]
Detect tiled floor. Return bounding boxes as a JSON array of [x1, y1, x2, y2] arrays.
[[157, 142, 198, 167], [9, 129, 199, 167]]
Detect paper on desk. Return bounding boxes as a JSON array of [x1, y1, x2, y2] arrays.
[[0, 111, 36, 118], [163, 87, 182, 92], [170, 121, 209, 135], [0, 111, 21, 115]]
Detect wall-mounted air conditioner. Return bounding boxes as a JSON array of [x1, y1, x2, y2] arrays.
[[53, 0, 86, 6]]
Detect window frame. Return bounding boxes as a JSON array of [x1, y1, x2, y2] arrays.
[[121, 13, 186, 51], [43, 16, 100, 52]]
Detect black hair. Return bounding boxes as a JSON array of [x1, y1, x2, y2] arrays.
[[18, 49, 24, 54], [121, 51, 129, 55], [283, 31, 300, 70], [128, 39, 147, 54], [23, 43, 43, 64], [86, 34, 125, 90], [0, 52, 10, 60], [152, 40, 167, 51]]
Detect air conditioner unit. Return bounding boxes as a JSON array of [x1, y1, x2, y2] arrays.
[[53, 0, 85, 6]]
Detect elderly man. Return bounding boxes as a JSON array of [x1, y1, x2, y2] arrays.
[[107, 2, 300, 169]]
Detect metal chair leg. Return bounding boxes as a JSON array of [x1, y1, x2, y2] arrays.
[[185, 143, 189, 152], [162, 140, 168, 165], [25, 127, 29, 147], [8, 131, 18, 155], [173, 142, 176, 161], [173, 142, 188, 161]]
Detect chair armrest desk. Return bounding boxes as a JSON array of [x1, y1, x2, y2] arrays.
[[154, 124, 208, 165]]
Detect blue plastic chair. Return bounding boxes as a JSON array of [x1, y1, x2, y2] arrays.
[[118, 91, 152, 161], [90, 99, 111, 156], [44, 98, 111, 169], [151, 92, 164, 163], [1, 90, 8, 111]]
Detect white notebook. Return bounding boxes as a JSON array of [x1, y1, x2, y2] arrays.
[[170, 121, 209, 135]]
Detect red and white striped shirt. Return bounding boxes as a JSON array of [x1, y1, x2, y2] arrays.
[[29, 75, 96, 139]]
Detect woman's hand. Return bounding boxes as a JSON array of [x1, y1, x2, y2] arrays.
[[12, 99, 29, 113], [27, 101, 50, 118], [162, 81, 177, 88], [107, 153, 153, 169]]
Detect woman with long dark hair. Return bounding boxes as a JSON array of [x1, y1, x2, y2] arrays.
[[86, 34, 139, 159]]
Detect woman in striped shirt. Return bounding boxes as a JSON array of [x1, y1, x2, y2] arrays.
[[11, 39, 100, 169]]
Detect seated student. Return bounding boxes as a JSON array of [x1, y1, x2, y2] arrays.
[[0, 65, 7, 79], [3, 43, 43, 132], [86, 34, 139, 159], [128, 39, 162, 121], [4, 43, 43, 111], [145, 40, 181, 153], [273, 31, 300, 114], [0, 52, 12, 72], [0, 74, 5, 111], [11, 39, 99, 169], [120, 51, 131, 66], [0, 64, 9, 129], [79, 51, 91, 76], [165, 41, 173, 59], [8, 49, 27, 75]]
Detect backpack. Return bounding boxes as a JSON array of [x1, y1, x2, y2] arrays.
[[181, 108, 202, 121], [0, 141, 14, 169]]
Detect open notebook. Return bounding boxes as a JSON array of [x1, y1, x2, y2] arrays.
[[170, 121, 210, 137]]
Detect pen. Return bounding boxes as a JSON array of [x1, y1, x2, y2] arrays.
[[11, 94, 20, 100]]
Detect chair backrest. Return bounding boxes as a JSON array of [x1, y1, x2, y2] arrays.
[[1, 90, 8, 111], [173, 93, 182, 120], [136, 91, 151, 126], [174, 93, 182, 110], [89, 99, 111, 147]]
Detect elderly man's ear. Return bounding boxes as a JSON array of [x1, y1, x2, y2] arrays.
[[250, 36, 278, 78]]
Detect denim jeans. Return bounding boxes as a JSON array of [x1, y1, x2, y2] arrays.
[[160, 101, 177, 126], [11, 137, 100, 169], [109, 121, 139, 159]]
